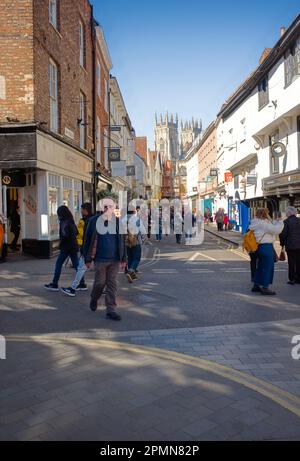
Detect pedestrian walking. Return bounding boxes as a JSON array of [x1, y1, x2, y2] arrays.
[[249, 208, 284, 295], [215, 208, 225, 231], [223, 213, 229, 231], [45, 206, 79, 291], [61, 202, 93, 297], [279, 206, 300, 285], [174, 209, 183, 244], [82, 197, 126, 320], [125, 208, 147, 283]]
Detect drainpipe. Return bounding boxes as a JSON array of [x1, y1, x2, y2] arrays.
[[91, 7, 97, 213]]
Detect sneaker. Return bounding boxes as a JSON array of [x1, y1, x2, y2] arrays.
[[131, 272, 138, 280], [44, 283, 59, 292], [126, 272, 133, 283], [61, 287, 76, 297], [251, 285, 261, 293], [106, 311, 121, 321], [261, 288, 276, 296], [76, 283, 88, 291], [90, 298, 98, 312]]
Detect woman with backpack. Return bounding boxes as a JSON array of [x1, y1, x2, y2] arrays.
[[249, 208, 283, 295], [44, 206, 79, 291]]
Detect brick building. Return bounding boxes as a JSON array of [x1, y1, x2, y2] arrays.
[[0, 0, 95, 257]]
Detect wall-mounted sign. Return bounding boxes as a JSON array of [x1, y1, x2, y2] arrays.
[[224, 172, 233, 182], [109, 148, 121, 162], [111, 161, 126, 177], [271, 142, 286, 158], [110, 126, 122, 132], [2, 171, 26, 187], [206, 176, 212, 182], [210, 168, 218, 177], [64, 127, 75, 140], [126, 166, 136, 176], [192, 187, 198, 192]]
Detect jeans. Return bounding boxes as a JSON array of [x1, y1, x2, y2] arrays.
[[176, 234, 182, 244], [127, 245, 142, 272], [91, 261, 119, 312], [71, 256, 88, 289], [254, 243, 274, 288], [53, 250, 79, 286], [286, 249, 300, 282], [156, 232, 162, 241]]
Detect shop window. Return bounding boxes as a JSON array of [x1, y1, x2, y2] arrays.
[[49, 187, 59, 238], [104, 79, 109, 113], [96, 117, 101, 164], [234, 175, 239, 189]]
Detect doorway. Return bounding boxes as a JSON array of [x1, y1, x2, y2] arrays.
[[6, 187, 22, 254]]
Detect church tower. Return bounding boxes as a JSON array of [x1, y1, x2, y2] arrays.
[[180, 118, 202, 157], [154, 112, 179, 162]]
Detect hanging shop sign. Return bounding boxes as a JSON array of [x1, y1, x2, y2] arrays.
[[111, 161, 126, 177], [109, 148, 121, 162], [224, 172, 233, 182], [126, 166, 136, 176], [271, 142, 286, 158], [2, 171, 26, 187]]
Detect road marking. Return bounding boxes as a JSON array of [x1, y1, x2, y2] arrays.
[[8, 335, 300, 419], [230, 249, 250, 260]]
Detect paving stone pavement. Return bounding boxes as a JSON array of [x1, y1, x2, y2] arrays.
[[1, 234, 300, 440], [1, 336, 300, 441]]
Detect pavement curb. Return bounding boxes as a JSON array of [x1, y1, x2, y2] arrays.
[[204, 227, 241, 248]]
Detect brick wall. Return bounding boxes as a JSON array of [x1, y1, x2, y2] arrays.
[[95, 42, 109, 167], [33, 0, 94, 153], [0, 0, 34, 122]]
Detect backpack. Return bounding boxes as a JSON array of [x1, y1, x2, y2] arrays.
[[243, 229, 258, 253]]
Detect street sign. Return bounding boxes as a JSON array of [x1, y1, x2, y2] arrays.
[[110, 126, 122, 132], [126, 165, 135, 176], [109, 148, 121, 162]]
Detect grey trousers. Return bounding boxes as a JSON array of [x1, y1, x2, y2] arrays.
[[91, 261, 119, 312]]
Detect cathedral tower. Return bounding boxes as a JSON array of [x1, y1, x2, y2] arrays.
[[154, 112, 179, 162], [180, 118, 202, 157]]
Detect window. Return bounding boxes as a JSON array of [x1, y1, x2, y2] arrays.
[[104, 80, 108, 113], [285, 38, 300, 87], [79, 21, 85, 67], [240, 118, 246, 141], [97, 62, 101, 98], [258, 77, 269, 110], [79, 92, 86, 150], [234, 175, 239, 189], [96, 117, 101, 164], [49, 60, 58, 133], [49, 0, 57, 29], [269, 130, 279, 175], [104, 128, 108, 168]]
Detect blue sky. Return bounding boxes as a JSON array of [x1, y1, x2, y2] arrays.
[[91, 0, 300, 148]]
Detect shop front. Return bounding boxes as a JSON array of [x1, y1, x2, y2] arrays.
[[0, 125, 93, 258], [262, 170, 300, 218]]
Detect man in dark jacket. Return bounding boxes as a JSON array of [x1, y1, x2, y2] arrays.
[[82, 197, 126, 320], [280, 206, 300, 285]]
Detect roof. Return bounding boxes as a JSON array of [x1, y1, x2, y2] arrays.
[[218, 13, 300, 120], [135, 137, 148, 163]]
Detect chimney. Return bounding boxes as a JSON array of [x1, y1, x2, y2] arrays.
[[259, 48, 271, 65], [280, 27, 286, 37]]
